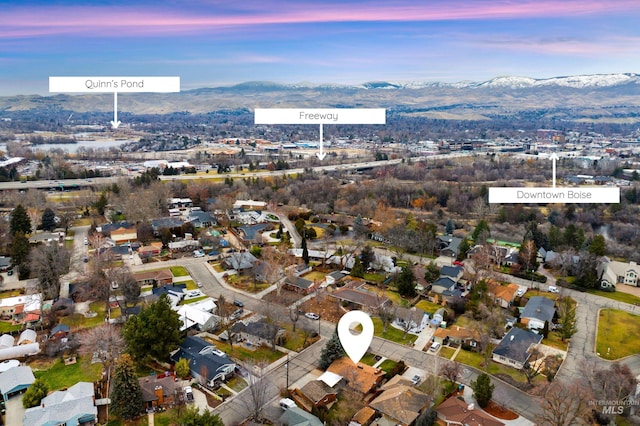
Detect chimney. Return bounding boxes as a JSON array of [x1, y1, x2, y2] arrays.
[[510, 335, 514, 341], [154, 385, 164, 405]]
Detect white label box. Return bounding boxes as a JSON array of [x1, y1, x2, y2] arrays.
[[49, 76, 180, 93], [489, 187, 620, 204], [254, 108, 385, 124]]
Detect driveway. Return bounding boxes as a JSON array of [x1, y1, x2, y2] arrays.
[[5, 395, 25, 426]]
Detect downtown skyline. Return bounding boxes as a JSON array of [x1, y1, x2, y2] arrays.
[[1, 0, 640, 95]]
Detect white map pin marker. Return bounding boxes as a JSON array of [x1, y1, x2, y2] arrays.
[[337, 310, 374, 365]]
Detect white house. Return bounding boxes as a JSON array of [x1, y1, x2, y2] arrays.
[[599, 258, 640, 288]]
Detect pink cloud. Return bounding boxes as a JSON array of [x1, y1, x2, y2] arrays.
[[1, 1, 639, 38]]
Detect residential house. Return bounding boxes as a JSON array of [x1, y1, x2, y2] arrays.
[[233, 199, 267, 211], [97, 221, 134, 235], [231, 319, 286, 347], [327, 357, 385, 395], [440, 265, 464, 282], [238, 223, 269, 243], [368, 376, 432, 426], [492, 327, 543, 369], [283, 276, 316, 294], [292, 380, 337, 410], [432, 326, 480, 348], [288, 249, 336, 264], [168, 198, 193, 210], [28, 231, 64, 245], [394, 307, 429, 334], [138, 244, 162, 259], [599, 258, 640, 288], [351, 406, 377, 426], [278, 406, 323, 426], [486, 281, 520, 308], [151, 217, 184, 235], [0, 294, 42, 324], [23, 381, 97, 426], [324, 271, 346, 286], [223, 252, 258, 274], [187, 210, 216, 228], [133, 269, 174, 287], [438, 235, 462, 258], [330, 287, 390, 313], [521, 296, 556, 331], [436, 396, 505, 426], [431, 277, 457, 295], [50, 324, 70, 340], [170, 336, 236, 387], [176, 303, 219, 332], [0, 365, 35, 400], [288, 263, 312, 277], [138, 372, 182, 411], [109, 226, 138, 244]]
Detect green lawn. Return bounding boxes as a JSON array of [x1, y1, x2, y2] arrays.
[[32, 356, 103, 391], [281, 323, 321, 352], [359, 352, 378, 366], [302, 271, 326, 282], [543, 331, 569, 351], [596, 309, 640, 360], [0, 322, 22, 333], [226, 375, 248, 392], [377, 359, 398, 373], [454, 348, 537, 383], [363, 273, 386, 283], [204, 338, 285, 364], [439, 346, 456, 360], [180, 295, 210, 305], [184, 280, 197, 290], [589, 289, 640, 306], [59, 301, 110, 330], [362, 285, 410, 307], [415, 299, 444, 315], [372, 317, 415, 345], [170, 266, 190, 277], [211, 263, 225, 272]]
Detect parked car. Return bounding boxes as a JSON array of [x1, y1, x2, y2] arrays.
[[305, 312, 320, 320], [453, 260, 464, 266], [429, 342, 441, 352], [279, 398, 296, 410], [197, 281, 203, 288], [411, 374, 422, 385], [548, 286, 559, 293], [233, 299, 244, 307], [184, 386, 194, 403], [193, 250, 205, 258], [516, 288, 525, 297], [230, 308, 243, 320]]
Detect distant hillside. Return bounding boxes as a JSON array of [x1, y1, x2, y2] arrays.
[[2, 74, 640, 122]]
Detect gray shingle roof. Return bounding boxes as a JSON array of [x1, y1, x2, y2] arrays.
[[23, 381, 97, 426], [492, 327, 542, 364], [521, 296, 556, 323]]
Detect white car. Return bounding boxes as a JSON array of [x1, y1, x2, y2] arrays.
[[548, 286, 560, 293], [516, 288, 525, 297], [305, 312, 320, 320], [429, 342, 441, 352]]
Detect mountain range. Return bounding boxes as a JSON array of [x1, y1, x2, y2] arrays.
[[2, 74, 640, 122]]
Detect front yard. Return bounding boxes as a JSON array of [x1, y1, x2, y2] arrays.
[[372, 317, 415, 345], [31, 355, 103, 391], [202, 337, 285, 364], [596, 308, 640, 360]]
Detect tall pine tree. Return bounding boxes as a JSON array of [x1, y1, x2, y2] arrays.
[[319, 330, 345, 370], [301, 237, 309, 265], [110, 354, 143, 420], [10, 204, 31, 235]]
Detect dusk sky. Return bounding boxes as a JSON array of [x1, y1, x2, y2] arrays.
[[1, 0, 640, 95]]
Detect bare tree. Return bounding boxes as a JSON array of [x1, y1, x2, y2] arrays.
[[78, 323, 125, 362], [242, 361, 271, 422], [535, 380, 593, 426], [440, 361, 461, 383], [521, 346, 545, 384], [288, 305, 301, 332], [29, 244, 70, 299]]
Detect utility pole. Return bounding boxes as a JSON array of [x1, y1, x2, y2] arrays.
[[285, 353, 289, 391]]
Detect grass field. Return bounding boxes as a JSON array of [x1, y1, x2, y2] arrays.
[[589, 289, 640, 306], [596, 309, 640, 360], [204, 338, 285, 364], [170, 266, 189, 277], [180, 295, 210, 305], [543, 331, 569, 351], [59, 301, 109, 330], [302, 271, 326, 282], [281, 323, 321, 352], [454, 349, 533, 383], [415, 299, 444, 315], [439, 346, 456, 360], [32, 356, 103, 391], [372, 317, 415, 345], [0, 322, 22, 333]]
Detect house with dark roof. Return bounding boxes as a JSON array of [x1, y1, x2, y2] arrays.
[[0, 365, 35, 400], [393, 307, 429, 334], [521, 296, 556, 331], [170, 336, 236, 387], [431, 277, 457, 295], [223, 252, 258, 274], [492, 327, 543, 370], [440, 265, 463, 282], [436, 395, 504, 426], [368, 376, 432, 426], [438, 235, 462, 257], [283, 276, 316, 294], [231, 319, 286, 347], [187, 210, 217, 228], [324, 271, 346, 286], [23, 381, 97, 426], [293, 380, 337, 410], [238, 223, 269, 243], [151, 217, 185, 235], [432, 326, 480, 348], [138, 372, 182, 411], [330, 287, 390, 313]]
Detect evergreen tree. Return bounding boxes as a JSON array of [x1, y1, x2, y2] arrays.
[[360, 245, 375, 270], [353, 214, 366, 236], [471, 373, 494, 408], [471, 220, 490, 243], [301, 237, 309, 265], [40, 207, 56, 232], [179, 406, 225, 426], [319, 331, 345, 370], [457, 238, 471, 261], [10, 204, 31, 235], [123, 294, 182, 363], [423, 261, 440, 283], [396, 266, 416, 298], [22, 377, 48, 408], [558, 297, 578, 342], [110, 354, 143, 420], [10, 231, 30, 267], [445, 218, 454, 235], [589, 234, 606, 256], [351, 257, 365, 278], [94, 193, 108, 216]]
